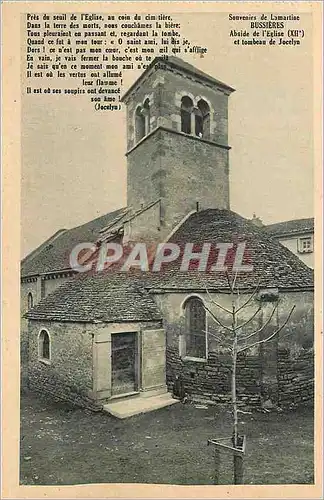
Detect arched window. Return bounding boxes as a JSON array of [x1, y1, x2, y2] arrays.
[[27, 292, 33, 310], [181, 96, 193, 134], [194, 107, 203, 137], [184, 297, 207, 359], [38, 329, 51, 361], [135, 99, 151, 143], [135, 106, 146, 142], [196, 99, 210, 138], [143, 98, 150, 135]]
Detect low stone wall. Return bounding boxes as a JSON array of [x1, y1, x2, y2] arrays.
[[277, 347, 314, 409], [20, 340, 29, 392], [166, 346, 261, 408], [167, 345, 314, 409], [28, 363, 103, 412], [21, 338, 29, 363]]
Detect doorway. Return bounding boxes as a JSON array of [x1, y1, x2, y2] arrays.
[[111, 332, 138, 396]]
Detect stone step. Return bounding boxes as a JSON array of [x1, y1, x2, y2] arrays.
[[103, 393, 179, 419], [140, 386, 168, 398]]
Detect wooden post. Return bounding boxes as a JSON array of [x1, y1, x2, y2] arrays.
[[213, 446, 220, 485], [233, 453, 244, 484], [208, 436, 246, 485], [233, 435, 246, 484]]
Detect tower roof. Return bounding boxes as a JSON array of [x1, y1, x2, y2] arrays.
[[121, 56, 235, 103]]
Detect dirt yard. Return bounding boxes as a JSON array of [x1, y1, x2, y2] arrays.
[[20, 391, 314, 485]]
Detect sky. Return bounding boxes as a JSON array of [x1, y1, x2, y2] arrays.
[[21, 11, 314, 258]]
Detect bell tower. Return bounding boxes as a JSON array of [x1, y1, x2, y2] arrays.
[[121, 56, 235, 242]]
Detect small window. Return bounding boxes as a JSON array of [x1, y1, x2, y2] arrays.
[[38, 329, 51, 362], [298, 236, 313, 254], [181, 96, 193, 134], [184, 297, 207, 359], [27, 292, 33, 310], [135, 99, 151, 143], [194, 107, 203, 137], [135, 106, 146, 142], [143, 98, 150, 135], [196, 99, 210, 139]]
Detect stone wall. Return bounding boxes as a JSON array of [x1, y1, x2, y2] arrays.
[[167, 344, 314, 410], [27, 320, 96, 410], [125, 61, 231, 242], [20, 279, 39, 359], [28, 365, 102, 411], [156, 289, 314, 409], [127, 128, 229, 241], [126, 199, 162, 244], [26, 319, 164, 409], [277, 347, 314, 408], [167, 346, 261, 408], [125, 63, 230, 151], [43, 275, 72, 297], [21, 275, 73, 358]]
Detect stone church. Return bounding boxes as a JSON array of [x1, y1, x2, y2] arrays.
[[21, 57, 314, 417]]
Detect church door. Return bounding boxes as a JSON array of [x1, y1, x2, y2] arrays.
[[111, 332, 138, 396]]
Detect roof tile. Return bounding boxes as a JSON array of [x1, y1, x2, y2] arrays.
[[26, 209, 313, 323], [26, 271, 162, 323], [21, 208, 126, 277], [265, 217, 314, 237]]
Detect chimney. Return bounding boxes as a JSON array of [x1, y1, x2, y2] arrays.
[[250, 213, 264, 227]]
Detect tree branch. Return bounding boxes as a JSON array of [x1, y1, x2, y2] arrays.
[[238, 305, 295, 353], [236, 279, 261, 313], [202, 329, 231, 344], [204, 305, 233, 332], [236, 306, 262, 332], [205, 329, 229, 340], [238, 303, 279, 342], [203, 283, 232, 314]]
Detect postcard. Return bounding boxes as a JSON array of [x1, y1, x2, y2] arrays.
[[1, 1, 323, 498]]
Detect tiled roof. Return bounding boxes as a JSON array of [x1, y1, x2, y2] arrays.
[[21, 229, 67, 267], [21, 208, 126, 277], [121, 56, 235, 103], [26, 209, 313, 323], [26, 271, 162, 323], [165, 56, 235, 92], [148, 209, 314, 290], [265, 218, 314, 237]]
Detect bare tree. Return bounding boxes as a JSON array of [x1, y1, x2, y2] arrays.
[[204, 272, 295, 483]]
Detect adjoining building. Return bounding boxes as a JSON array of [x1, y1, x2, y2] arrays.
[[265, 218, 314, 269]]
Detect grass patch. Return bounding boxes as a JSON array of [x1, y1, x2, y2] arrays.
[[20, 391, 313, 485]]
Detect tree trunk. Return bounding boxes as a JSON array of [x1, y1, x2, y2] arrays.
[[232, 299, 238, 449], [232, 297, 243, 483], [232, 338, 238, 448]]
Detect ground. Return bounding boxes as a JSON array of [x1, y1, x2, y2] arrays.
[[20, 391, 314, 485]]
